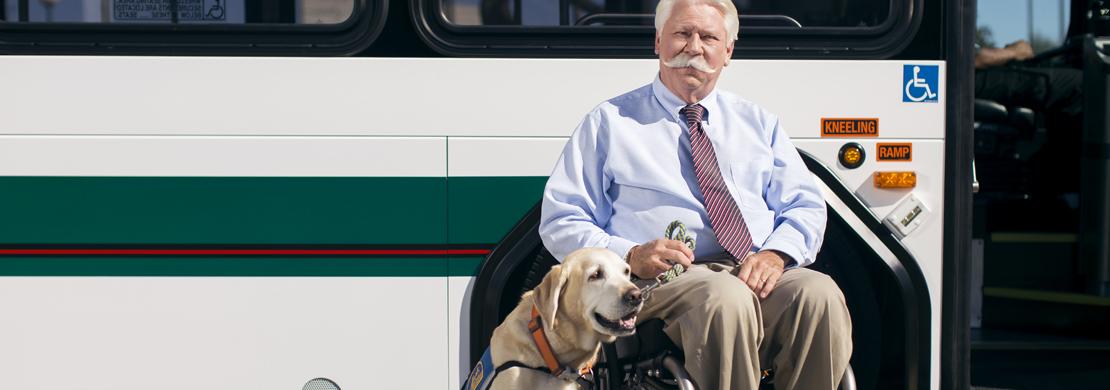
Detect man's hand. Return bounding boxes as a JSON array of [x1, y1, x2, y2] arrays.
[[627, 239, 694, 279], [736, 250, 790, 299], [1004, 40, 1034, 61], [975, 40, 1035, 69]]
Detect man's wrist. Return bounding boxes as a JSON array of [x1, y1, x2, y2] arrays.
[[625, 245, 639, 263], [607, 236, 639, 264], [764, 249, 796, 268]]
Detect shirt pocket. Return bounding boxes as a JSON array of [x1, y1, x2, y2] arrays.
[[729, 159, 775, 244], [608, 172, 678, 207], [728, 159, 772, 210]]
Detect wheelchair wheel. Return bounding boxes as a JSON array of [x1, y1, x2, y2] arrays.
[[594, 345, 696, 390], [593, 353, 856, 390]]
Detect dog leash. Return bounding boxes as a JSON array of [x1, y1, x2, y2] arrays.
[[639, 263, 686, 299], [664, 220, 697, 252], [639, 220, 693, 299]]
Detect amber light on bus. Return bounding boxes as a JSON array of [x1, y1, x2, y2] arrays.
[[874, 171, 917, 188], [838, 142, 866, 169]]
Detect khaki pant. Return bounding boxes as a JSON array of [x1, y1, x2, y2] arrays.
[[637, 263, 852, 390]]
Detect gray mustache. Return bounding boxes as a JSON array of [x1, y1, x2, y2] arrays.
[[663, 54, 717, 73]]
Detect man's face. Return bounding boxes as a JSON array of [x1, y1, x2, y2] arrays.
[[656, 1, 734, 98]]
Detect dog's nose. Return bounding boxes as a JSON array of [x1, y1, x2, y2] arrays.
[[624, 288, 643, 306]]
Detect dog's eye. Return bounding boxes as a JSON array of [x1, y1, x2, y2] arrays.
[[624, 268, 631, 277], [589, 269, 604, 281]]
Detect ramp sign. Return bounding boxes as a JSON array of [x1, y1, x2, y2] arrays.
[[903, 65, 939, 103]]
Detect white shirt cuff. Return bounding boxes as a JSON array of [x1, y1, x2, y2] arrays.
[[606, 236, 639, 261], [761, 234, 808, 269]]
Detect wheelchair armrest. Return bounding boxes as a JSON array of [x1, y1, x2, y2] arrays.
[[974, 99, 1009, 123], [974, 99, 1037, 136], [1008, 106, 1036, 133]]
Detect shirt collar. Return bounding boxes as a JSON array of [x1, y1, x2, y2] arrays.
[[651, 74, 720, 130]]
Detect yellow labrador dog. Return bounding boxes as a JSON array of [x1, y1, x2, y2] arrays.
[[488, 247, 643, 389]]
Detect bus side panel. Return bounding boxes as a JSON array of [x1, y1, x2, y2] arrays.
[[0, 277, 447, 389], [0, 136, 453, 389]]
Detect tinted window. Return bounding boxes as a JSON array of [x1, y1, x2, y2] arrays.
[[976, 0, 1070, 54], [419, 0, 919, 58], [2, 0, 354, 25], [0, 0, 385, 55], [440, 0, 891, 29]]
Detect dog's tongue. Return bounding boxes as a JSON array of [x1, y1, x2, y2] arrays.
[[619, 316, 637, 330]]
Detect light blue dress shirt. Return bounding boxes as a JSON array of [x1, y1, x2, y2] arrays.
[[539, 76, 827, 267]]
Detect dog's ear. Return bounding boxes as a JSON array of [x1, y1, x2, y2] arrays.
[[533, 264, 568, 329]]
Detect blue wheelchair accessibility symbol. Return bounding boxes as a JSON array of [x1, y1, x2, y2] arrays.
[[903, 65, 938, 103]]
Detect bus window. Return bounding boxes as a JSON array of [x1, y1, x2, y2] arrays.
[[419, 0, 920, 58], [440, 0, 892, 29], [1, 0, 354, 25], [0, 0, 386, 55], [976, 0, 1070, 53]]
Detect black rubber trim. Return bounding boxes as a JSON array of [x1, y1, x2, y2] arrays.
[[0, 0, 386, 56], [800, 151, 932, 390], [469, 201, 544, 363], [941, 0, 974, 387], [411, 0, 923, 59]]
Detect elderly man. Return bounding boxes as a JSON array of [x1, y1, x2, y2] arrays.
[[538, 0, 852, 388]]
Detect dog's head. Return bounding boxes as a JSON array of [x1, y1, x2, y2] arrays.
[[533, 248, 643, 342]]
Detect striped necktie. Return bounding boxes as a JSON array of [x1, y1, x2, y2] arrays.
[[681, 104, 754, 260]]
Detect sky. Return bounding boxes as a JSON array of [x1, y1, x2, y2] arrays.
[[977, 0, 1070, 49]]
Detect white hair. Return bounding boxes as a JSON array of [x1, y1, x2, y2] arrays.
[[655, 0, 739, 42]]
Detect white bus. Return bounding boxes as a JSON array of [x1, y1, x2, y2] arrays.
[[0, 0, 983, 388]]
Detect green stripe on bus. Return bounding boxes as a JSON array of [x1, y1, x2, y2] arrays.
[[0, 176, 541, 276], [0, 176, 547, 246], [0, 256, 491, 277], [0, 177, 448, 245], [449, 256, 485, 277], [448, 176, 547, 244]]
